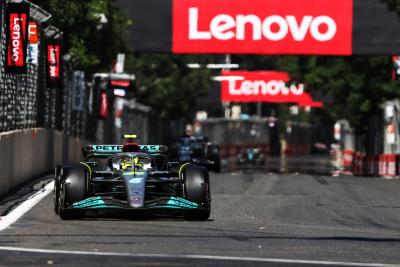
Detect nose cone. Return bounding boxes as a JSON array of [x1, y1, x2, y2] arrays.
[[123, 173, 146, 208]]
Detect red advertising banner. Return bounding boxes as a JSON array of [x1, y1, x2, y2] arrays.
[[173, 0, 352, 55], [47, 42, 61, 87], [110, 80, 131, 88], [5, 3, 30, 74], [220, 70, 322, 107]]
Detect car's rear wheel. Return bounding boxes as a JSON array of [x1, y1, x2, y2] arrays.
[[182, 165, 211, 220], [58, 165, 88, 220]]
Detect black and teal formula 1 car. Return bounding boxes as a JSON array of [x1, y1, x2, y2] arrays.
[[168, 136, 221, 172], [53, 144, 211, 220]]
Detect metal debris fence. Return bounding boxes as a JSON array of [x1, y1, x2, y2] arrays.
[[0, 1, 161, 143], [0, 1, 95, 140]]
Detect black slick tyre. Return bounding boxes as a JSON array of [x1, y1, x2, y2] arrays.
[[58, 165, 87, 220], [182, 165, 211, 220]]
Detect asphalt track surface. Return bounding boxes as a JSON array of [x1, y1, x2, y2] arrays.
[[1, 169, 400, 266]]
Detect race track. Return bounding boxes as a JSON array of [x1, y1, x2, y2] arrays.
[[1, 171, 400, 266]]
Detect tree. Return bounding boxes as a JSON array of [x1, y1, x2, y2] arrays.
[[233, 54, 398, 150], [31, 0, 131, 74], [32, 0, 216, 118], [126, 54, 213, 119]]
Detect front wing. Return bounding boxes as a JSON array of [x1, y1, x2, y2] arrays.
[[67, 196, 205, 214]]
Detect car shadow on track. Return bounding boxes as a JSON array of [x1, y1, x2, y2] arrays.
[[1, 233, 400, 243]]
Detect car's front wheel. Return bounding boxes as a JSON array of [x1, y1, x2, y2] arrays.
[[57, 165, 88, 220], [182, 165, 211, 220]]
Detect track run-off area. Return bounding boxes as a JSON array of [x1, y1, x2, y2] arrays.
[[0, 170, 400, 266]]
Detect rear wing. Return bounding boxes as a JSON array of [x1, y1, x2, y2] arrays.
[[83, 144, 168, 157], [82, 145, 122, 157], [139, 145, 168, 154]]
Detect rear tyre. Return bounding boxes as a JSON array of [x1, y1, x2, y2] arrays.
[[182, 165, 211, 220], [58, 165, 88, 220]]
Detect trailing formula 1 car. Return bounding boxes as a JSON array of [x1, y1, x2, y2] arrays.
[[54, 140, 211, 220], [237, 147, 265, 168], [168, 135, 221, 172]]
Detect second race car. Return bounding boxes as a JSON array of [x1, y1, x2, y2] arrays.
[[168, 135, 221, 172]]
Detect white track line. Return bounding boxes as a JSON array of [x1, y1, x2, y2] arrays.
[[0, 246, 398, 267], [0, 181, 54, 232]]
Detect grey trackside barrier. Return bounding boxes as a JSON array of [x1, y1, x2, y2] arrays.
[[0, 128, 87, 197]]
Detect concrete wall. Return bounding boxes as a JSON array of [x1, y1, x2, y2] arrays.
[[0, 128, 86, 196]]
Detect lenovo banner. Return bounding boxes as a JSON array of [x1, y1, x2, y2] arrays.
[[220, 71, 321, 106], [120, 0, 400, 55], [47, 42, 61, 87], [173, 0, 352, 55], [5, 2, 30, 73]]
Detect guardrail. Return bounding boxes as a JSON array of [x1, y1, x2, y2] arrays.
[[332, 149, 400, 178]]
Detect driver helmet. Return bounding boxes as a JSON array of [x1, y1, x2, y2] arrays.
[[121, 158, 133, 170]]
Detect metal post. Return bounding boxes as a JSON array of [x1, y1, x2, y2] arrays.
[[257, 102, 262, 118], [222, 54, 231, 119]]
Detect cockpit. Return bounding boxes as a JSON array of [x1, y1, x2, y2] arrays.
[[109, 153, 154, 172]]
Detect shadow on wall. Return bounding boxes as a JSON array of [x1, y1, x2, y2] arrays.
[[0, 129, 86, 197]]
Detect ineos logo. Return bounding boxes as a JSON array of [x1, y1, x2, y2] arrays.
[[189, 8, 337, 42]]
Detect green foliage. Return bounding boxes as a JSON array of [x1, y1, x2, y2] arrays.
[[279, 56, 396, 133], [126, 54, 213, 119], [31, 0, 214, 118], [31, 0, 130, 73], [235, 55, 397, 134]]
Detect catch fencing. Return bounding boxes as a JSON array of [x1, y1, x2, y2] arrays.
[[195, 118, 280, 157], [0, 0, 174, 144], [194, 118, 313, 157], [0, 1, 37, 131], [0, 1, 95, 140]]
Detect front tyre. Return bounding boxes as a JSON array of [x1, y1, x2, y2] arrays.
[[182, 165, 211, 220], [58, 165, 87, 220]]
